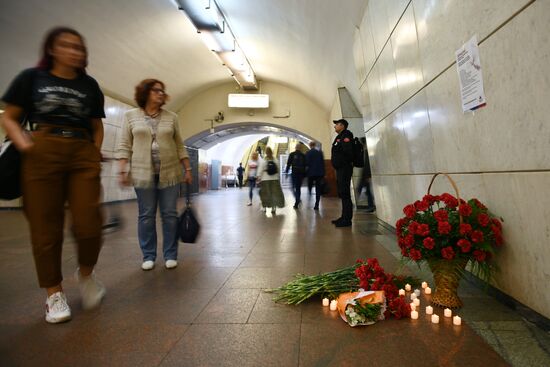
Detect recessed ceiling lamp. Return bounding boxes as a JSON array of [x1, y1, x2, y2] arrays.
[[175, 0, 258, 90]]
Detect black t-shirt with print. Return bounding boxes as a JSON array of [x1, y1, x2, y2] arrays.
[[1, 68, 105, 131]]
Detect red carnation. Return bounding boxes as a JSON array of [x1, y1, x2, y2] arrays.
[[408, 221, 420, 235], [423, 194, 437, 205], [491, 218, 503, 230], [438, 221, 452, 235], [459, 223, 473, 235], [441, 246, 455, 260], [441, 193, 458, 208], [473, 250, 487, 262], [403, 204, 416, 218], [477, 213, 490, 227], [494, 231, 504, 246], [404, 234, 414, 248], [471, 230, 484, 243], [434, 209, 448, 222], [423, 237, 435, 250], [414, 199, 430, 212], [472, 198, 487, 209], [409, 248, 422, 261], [457, 239, 472, 253], [396, 218, 409, 235], [417, 224, 430, 236], [387, 296, 411, 320], [458, 203, 473, 217]]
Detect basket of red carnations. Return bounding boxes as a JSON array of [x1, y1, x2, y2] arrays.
[[396, 173, 504, 308]]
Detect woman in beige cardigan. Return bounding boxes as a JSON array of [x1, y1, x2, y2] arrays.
[[116, 79, 192, 270]]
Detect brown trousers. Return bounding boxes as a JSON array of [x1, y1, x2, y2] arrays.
[[22, 131, 103, 288]]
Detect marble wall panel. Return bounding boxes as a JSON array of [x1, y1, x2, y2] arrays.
[[482, 172, 550, 318], [377, 45, 401, 118], [400, 90, 435, 173], [368, 0, 391, 57], [365, 63, 384, 129], [413, 0, 531, 83], [390, 5, 425, 104], [359, 9, 377, 76], [353, 28, 367, 84], [424, 66, 483, 173], [474, 0, 550, 171], [386, 0, 412, 37]]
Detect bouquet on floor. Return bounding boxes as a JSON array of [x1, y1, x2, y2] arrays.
[[266, 257, 415, 320], [337, 290, 385, 327]]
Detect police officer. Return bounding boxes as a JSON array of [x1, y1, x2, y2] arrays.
[[331, 119, 354, 227]]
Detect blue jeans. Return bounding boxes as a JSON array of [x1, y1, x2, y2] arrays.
[[248, 177, 256, 200], [134, 181, 179, 262]]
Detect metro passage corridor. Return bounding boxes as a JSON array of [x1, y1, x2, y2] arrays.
[[0, 189, 546, 366]]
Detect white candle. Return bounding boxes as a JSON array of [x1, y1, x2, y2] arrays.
[[410, 293, 417, 301], [410, 302, 416, 311], [329, 300, 337, 311], [444, 308, 452, 317], [399, 289, 406, 296], [431, 314, 440, 324], [405, 284, 412, 291], [425, 287, 432, 295], [411, 310, 419, 319], [425, 306, 433, 315], [413, 298, 420, 306], [414, 289, 421, 297], [322, 298, 329, 307], [453, 316, 462, 325], [421, 281, 428, 289]]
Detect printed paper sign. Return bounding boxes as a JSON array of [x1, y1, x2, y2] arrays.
[[456, 35, 486, 112]]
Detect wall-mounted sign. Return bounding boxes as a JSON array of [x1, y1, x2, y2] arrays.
[[455, 35, 486, 112]]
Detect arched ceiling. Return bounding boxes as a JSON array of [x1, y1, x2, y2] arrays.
[[0, 0, 366, 113], [184, 122, 314, 149]]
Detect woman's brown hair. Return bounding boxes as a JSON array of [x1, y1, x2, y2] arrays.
[[265, 147, 274, 160], [134, 79, 169, 108], [37, 26, 88, 73]]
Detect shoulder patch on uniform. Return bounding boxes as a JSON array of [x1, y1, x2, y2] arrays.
[[343, 138, 350, 142]]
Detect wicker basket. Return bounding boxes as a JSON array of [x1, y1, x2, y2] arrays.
[[426, 173, 468, 309]]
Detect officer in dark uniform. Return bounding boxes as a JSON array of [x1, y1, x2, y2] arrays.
[[331, 119, 354, 227]]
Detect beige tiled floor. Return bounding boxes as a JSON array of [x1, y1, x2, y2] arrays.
[[0, 188, 546, 366]]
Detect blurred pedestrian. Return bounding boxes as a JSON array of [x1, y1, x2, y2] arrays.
[[259, 147, 285, 213]]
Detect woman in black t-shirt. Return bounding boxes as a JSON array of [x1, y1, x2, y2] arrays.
[[1, 27, 106, 324]]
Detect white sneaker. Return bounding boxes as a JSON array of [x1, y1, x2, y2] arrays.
[[45, 292, 72, 324], [141, 260, 155, 271], [247, 201, 252, 206], [76, 270, 106, 310], [165, 259, 178, 269]]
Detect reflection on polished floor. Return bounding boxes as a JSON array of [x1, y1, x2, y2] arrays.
[[0, 188, 548, 366]]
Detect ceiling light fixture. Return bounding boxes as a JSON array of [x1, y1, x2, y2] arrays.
[[176, 0, 258, 90]]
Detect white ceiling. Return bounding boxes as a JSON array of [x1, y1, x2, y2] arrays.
[[0, 0, 366, 113]]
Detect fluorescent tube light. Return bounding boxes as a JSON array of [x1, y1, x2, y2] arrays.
[[228, 94, 269, 108]]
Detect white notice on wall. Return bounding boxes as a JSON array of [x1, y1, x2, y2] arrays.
[[455, 35, 486, 112]]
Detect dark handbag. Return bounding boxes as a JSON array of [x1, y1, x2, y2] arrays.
[[177, 183, 200, 243], [0, 141, 22, 200]]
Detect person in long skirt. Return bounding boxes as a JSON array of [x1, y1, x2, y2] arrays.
[[259, 147, 285, 213]]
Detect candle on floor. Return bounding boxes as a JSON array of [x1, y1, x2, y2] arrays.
[[411, 310, 419, 319], [425, 287, 432, 295], [426, 306, 433, 315], [453, 316, 462, 325], [444, 308, 452, 317], [410, 302, 416, 311], [322, 298, 330, 307], [421, 281, 428, 289], [329, 300, 337, 311], [405, 284, 412, 291], [413, 298, 420, 306], [414, 289, 421, 297], [410, 293, 417, 301], [399, 289, 406, 296], [431, 314, 440, 324]]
